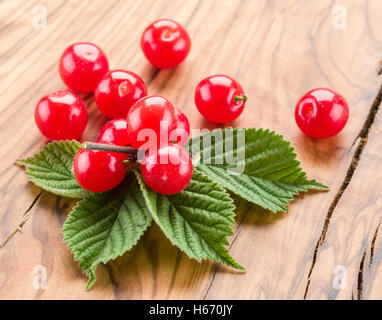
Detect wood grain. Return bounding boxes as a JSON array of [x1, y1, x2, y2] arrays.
[[0, 0, 381, 299]]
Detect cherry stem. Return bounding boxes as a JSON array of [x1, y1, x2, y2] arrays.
[[82, 142, 138, 155], [234, 95, 248, 103]]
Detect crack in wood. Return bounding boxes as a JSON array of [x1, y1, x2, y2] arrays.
[[357, 249, 367, 300], [304, 75, 382, 299], [353, 220, 382, 300], [369, 220, 381, 267], [0, 191, 43, 250], [104, 263, 121, 300], [357, 85, 382, 140], [203, 263, 219, 300]]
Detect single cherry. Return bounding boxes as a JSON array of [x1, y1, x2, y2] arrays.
[[141, 144, 193, 195], [97, 118, 130, 146], [194, 75, 247, 123], [35, 90, 88, 140], [59, 42, 109, 93], [126, 95, 178, 149], [295, 88, 349, 138], [95, 70, 147, 119], [73, 148, 126, 192], [141, 19, 191, 69]]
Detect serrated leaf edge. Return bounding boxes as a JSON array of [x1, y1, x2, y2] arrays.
[[134, 169, 245, 271], [16, 140, 91, 199], [62, 181, 152, 290], [188, 127, 329, 212]]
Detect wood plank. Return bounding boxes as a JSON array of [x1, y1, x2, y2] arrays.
[[0, 0, 381, 299], [202, 0, 382, 300], [305, 84, 382, 300]]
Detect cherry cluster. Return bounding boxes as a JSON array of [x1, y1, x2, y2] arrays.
[[33, 19, 350, 195], [74, 95, 193, 194]]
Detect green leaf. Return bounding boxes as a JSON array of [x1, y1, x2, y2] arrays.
[[135, 169, 244, 270], [62, 179, 152, 289], [187, 128, 328, 213], [16, 140, 89, 198]]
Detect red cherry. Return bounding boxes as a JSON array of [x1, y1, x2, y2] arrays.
[[59, 42, 109, 93], [141, 19, 191, 69], [35, 90, 88, 140], [97, 118, 130, 146], [141, 144, 193, 195], [194, 75, 247, 123], [126, 95, 178, 149], [170, 107, 190, 145], [73, 148, 126, 192], [295, 88, 349, 138], [94, 70, 147, 119]]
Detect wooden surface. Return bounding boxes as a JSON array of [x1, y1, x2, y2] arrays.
[[0, 0, 381, 300]]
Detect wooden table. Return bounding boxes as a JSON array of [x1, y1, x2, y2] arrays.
[[1, 0, 381, 300]]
